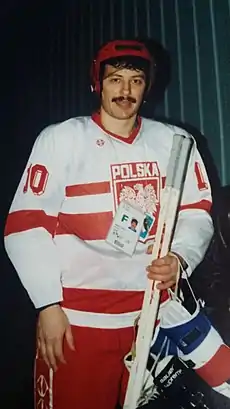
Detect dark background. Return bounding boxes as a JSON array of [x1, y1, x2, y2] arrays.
[[1, 1, 230, 408]]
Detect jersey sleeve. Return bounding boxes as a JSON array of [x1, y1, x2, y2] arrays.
[[170, 137, 214, 276], [4, 125, 70, 308]]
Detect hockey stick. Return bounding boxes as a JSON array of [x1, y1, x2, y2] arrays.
[[124, 133, 193, 409]]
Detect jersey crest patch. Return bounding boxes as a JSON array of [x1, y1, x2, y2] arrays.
[[110, 162, 161, 241]]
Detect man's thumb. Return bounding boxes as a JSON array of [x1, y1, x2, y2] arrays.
[[65, 326, 75, 351]]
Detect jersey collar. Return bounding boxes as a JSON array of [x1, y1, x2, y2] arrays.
[[91, 112, 142, 145]]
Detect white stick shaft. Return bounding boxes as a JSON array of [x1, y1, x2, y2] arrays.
[[124, 189, 179, 408], [124, 134, 193, 409]]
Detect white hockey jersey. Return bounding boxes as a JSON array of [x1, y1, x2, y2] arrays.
[[4, 114, 214, 329]]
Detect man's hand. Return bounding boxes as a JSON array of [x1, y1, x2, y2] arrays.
[[146, 253, 179, 290], [37, 304, 75, 371]]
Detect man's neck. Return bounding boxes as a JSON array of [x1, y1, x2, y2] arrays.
[[100, 108, 137, 138]]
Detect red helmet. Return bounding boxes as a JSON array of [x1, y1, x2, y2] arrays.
[[91, 39, 154, 94]]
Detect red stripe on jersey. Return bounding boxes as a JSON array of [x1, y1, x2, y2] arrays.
[[196, 344, 230, 387], [61, 287, 170, 314], [179, 199, 212, 213], [66, 181, 111, 197], [56, 211, 113, 240], [4, 210, 57, 236]]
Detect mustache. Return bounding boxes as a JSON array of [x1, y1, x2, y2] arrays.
[[112, 96, 136, 103]]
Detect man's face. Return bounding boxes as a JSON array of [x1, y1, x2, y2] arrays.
[[101, 64, 146, 120]]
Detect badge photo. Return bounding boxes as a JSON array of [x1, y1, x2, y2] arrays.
[[139, 214, 155, 241]]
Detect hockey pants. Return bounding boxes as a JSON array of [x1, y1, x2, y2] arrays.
[[34, 325, 133, 409]]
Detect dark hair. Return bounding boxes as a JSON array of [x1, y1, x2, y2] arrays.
[[131, 218, 138, 225], [99, 55, 152, 92]]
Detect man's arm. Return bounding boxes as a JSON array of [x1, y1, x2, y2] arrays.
[[4, 124, 75, 369], [170, 140, 214, 276], [146, 135, 213, 289], [4, 126, 68, 308]]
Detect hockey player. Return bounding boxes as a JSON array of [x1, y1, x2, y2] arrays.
[[4, 39, 213, 409]]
